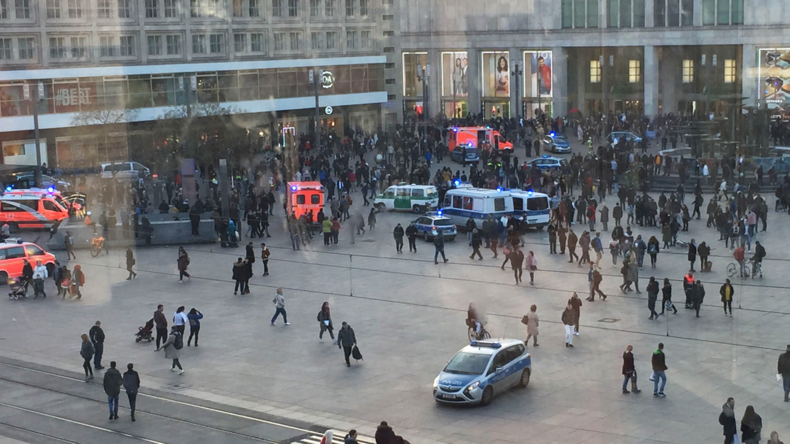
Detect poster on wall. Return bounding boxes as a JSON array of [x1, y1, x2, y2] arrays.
[[759, 48, 790, 110], [441, 51, 468, 97], [481, 51, 510, 97], [523, 50, 553, 98]]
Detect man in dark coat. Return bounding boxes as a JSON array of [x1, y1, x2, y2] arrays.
[[103, 361, 123, 420], [622, 345, 641, 394], [692, 280, 705, 318], [719, 397, 737, 444], [687, 239, 697, 272], [337, 322, 357, 367], [123, 363, 141, 421], [778, 344, 790, 402]]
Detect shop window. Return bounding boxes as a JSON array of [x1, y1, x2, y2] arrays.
[[682, 59, 694, 84], [590, 59, 601, 83], [724, 59, 736, 83], [628, 60, 641, 83]]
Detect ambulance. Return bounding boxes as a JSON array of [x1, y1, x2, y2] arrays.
[[286, 181, 324, 223], [448, 127, 514, 153], [0, 189, 70, 231]]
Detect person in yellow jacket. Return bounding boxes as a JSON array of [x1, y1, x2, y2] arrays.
[[322, 218, 333, 245]]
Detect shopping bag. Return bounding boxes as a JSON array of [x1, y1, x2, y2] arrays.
[[351, 345, 363, 361]]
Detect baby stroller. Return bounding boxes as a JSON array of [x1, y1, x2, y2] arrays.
[[7, 277, 28, 300], [135, 318, 155, 343]]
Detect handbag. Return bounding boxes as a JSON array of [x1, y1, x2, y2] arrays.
[[351, 345, 363, 361], [521, 315, 529, 325]]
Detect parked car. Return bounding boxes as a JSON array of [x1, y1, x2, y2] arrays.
[[100, 162, 151, 180], [450, 145, 480, 165], [412, 213, 457, 241], [543, 133, 571, 154]]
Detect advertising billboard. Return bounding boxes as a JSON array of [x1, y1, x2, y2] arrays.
[[759, 48, 790, 110], [441, 51, 468, 97], [481, 51, 510, 97], [402, 52, 428, 97], [523, 50, 553, 98]]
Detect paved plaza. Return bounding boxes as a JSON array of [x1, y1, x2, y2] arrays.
[[2, 147, 790, 444]]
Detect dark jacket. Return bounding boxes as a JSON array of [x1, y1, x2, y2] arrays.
[[375, 423, 401, 444], [80, 340, 95, 359], [651, 349, 668, 371], [123, 369, 141, 393], [561, 308, 575, 325], [688, 243, 697, 262], [393, 226, 404, 238], [345, 435, 359, 444], [405, 225, 417, 238], [232, 262, 245, 280], [337, 325, 357, 347], [778, 351, 790, 374], [622, 351, 635, 375], [89, 325, 105, 344], [719, 404, 737, 437], [741, 415, 762, 442], [103, 367, 123, 397], [720, 283, 734, 302], [154, 310, 167, 329], [433, 234, 445, 249], [692, 283, 705, 304]]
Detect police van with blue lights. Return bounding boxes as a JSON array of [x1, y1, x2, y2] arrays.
[[433, 339, 531, 406], [441, 186, 550, 230]]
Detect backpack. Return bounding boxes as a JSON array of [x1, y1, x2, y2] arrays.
[[648, 244, 656, 254], [317, 311, 323, 322], [174, 333, 183, 350]]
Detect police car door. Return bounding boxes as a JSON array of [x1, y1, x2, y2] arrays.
[[487, 350, 511, 394], [502, 344, 526, 389]]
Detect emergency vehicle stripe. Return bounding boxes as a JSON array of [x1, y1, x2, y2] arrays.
[[1, 201, 50, 221]]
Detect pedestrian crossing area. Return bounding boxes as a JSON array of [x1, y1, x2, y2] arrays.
[[291, 430, 374, 444]]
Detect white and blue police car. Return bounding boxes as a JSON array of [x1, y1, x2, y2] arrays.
[[412, 211, 457, 242], [433, 339, 531, 406]]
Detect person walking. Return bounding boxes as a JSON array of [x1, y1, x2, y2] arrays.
[[692, 280, 706, 318], [177, 247, 191, 283], [32, 260, 48, 298], [592, 232, 604, 266], [261, 243, 270, 276], [405, 222, 418, 253], [688, 239, 697, 271], [567, 229, 579, 263], [778, 344, 790, 402], [89, 321, 105, 370], [741, 405, 762, 444], [590, 266, 607, 301], [510, 246, 524, 284], [80, 334, 95, 382], [651, 343, 668, 397], [318, 302, 334, 342], [103, 361, 123, 420], [660, 278, 677, 315], [600, 203, 609, 232], [270, 288, 289, 325], [768, 431, 784, 444], [232, 258, 245, 295], [569, 292, 582, 335], [336, 321, 357, 367], [65, 231, 77, 259], [173, 306, 188, 335], [434, 231, 448, 264], [524, 305, 539, 347], [719, 397, 737, 444], [154, 304, 168, 351], [322, 217, 332, 245], [187, 308, 202, 347], [162, 326, 184, 374], [125, 248, 137, 280], [469, 229, 483, 260], [578, 231, 591, 267], [344, 429, 359, 444], [123, 363, 140, 421], [629, 259, 641, 293], [71, 264, 85, 300], [562, 303, 575, 348], [647, 236, 659, 268], [720, 279, 734, 316], [622, 345, 641, 394], [647, 277, 660, 320], [525, 250, 537, 285], [393, 223, 404, 254], [698, 241, 710, 272]]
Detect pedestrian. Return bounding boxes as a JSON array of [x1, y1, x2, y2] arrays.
[[123, 363, 140, 422], [660, 278, 677, 315], [622, 345, 641, 394], [629, 259, 641, 293], [592, 232, 604, 266], [270, 288, 289, 325], [578, 231, 591, 266], [375, 421, 398, 444], [768, 431, 784, 444], [569, 292, 582, 335], [683, 271, 695, 308], [508, 246, 524, 284], [434, 230, 448, 264], [177, 247, 191, 282], [698, 241, 710, 272], [600, 203, 609, 231], [609, 239, 619, 266], [720, 279, 734, 316], [154, 304, 168, 351], [337, 321, 357, 367], [187, 308, 202, 347], [692, 280, 705, 318], [647, 236, 659, 268], [232, 258, 245, 294], [778, 344, 790, 402], [162, 326, 184, 375], [368, 207, 376, 231], [405, 221, 418, 253], [688, 238, 697, 271], [651, 342, 668, 397], [524, 304, 539, 347], [318, 301, 335, 342], [331, 217, 340, 244], [65, 231, 77, 259], [344, 429, 359, 444], [53, 260, 64, 296], [567, 229, 578, 263], [547, 223, 557, 254], [80, 333, 95, 382], [719, 397, 737, 444], [103, 361, 123, 420], [590, 266, 607, 300], [125, 247, 137, 280], [562, 302, 575, 348], [741, 405, 762, 444], [89, 320, 105, 370], [469, 228, 483, 260], [322, 216, 332, 245], [32, 260, 48, 298], [261, 243, 270, 276], [525, 250, 537, 285], [647, 277, 659, 320], [393, 223, 404, 254]]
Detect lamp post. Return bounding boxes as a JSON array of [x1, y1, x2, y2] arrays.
[[511, 58, 522, 121], [417, 63, 430, 143], [310, 68, 322, 152], [23, 82, 43, 187]]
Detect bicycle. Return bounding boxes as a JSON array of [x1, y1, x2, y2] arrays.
[[466, 320, 491, 341], [90, 235, 105, 257], [726, 260, 750, 278], [750, 260, 763, 279]]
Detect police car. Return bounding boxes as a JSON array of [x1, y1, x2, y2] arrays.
[[528, 155, 567, 170], [544, 133, 571, 154], [433, 339, 531, 406], [412, 211, 456, 242]]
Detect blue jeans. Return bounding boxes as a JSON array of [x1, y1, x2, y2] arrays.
[[434, 247, 446, 262], [637, 253, 644, 268], [783, 373, 790, 400], [622, 371, 637, 391], [107, 395, 119, 416], [291, 234, 300, 250], [271, 307, 287, 323], [93, 342, 103, 368], [653, 370, 667, 393]]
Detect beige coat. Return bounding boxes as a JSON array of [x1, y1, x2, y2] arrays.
[[526, 312, 539, 336]]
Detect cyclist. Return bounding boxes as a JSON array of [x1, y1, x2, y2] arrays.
[[91, 232, 108, 255], [467, 303, 484, 340], [751, 241, 765, 278], [733, 244, 746, 277]]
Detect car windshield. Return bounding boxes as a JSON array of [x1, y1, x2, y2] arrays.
[[443, 351, 490, 375], [434, 219, 453, 226], [426, 187, 438, 198]]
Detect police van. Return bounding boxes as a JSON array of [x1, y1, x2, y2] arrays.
[[0, 189, 70, 231], [510, 190, 551, 230], [433, 339, 531, 406], [374, 184, 439, 213], [441, 186, 513, 228]]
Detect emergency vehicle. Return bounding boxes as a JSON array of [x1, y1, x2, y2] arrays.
[[286, 181, 324, 223], [0, 189, 70, 231], [448, 127, 513, 153]]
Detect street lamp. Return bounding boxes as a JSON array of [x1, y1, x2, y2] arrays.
[[309, 68, 322, 152], [23, 82, 44, 187], [511, 58, 522, 121], [417, 63, 430, 142]]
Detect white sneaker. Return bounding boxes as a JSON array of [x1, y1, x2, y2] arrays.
[[170, 368, 177, 372], [178, 369, 185, 375], [270, 322, 275, 326], [573, 332, 580, 336], [285, 322, 291, 325]]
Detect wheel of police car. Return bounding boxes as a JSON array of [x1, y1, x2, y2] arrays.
[[480, 386, 494, 406], [412, 205, 424, 214], [423, 231, 429, 242], [516, 368, 531, 389]]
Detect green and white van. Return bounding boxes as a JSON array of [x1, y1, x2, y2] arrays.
[[374, 184, 439, 213]]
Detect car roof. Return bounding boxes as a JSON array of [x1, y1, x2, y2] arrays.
[[447, 187, 507, 197], [421, 215, 450, 220], [0, 242, 41, 249], [460, 339, 524, 355]]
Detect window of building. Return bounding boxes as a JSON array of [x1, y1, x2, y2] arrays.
[[608, 0, 645, 27], [209, 33, 223, 53], [324, 0, 334, 15], [361, 30, 371, 48], [311, 31, 323, 49], [249, 0, 259, 15], [191, 0, 220, 17], [14, 0, 29, 18], [724, 59, 736, 83], [287, 0, 297, 16], [250, 33, 264, 52], [346, 30, 357, 49], [164, 0, 176, 16], [47, 0, 60, 18], [562, 0, 598, 28], [682, 59, 693, 83], [289, 31, 301, 50], [232, 0, 241, 16], [166, 34, 181, 54], [0, 39, 11, 59], [117, 0, 131, 17], [273, 32, 284, 50], [272, 0, 281, 16], [97, 0, 111, 17], [359, 0, 367, 15], [590, 59, 601, 83], [383, 30, 394, 36], [67, 0, 82, 18], [120, 35, 134, 56], [309, 0, 318, 16], [655, 0, 692, 26], [71, 36, 87, 58], [18, 37, 34, 58], [147, 35, 162, 55], [192, 34, 206, 53], [702, 0, 743, 25], [628, 59, 641, 83], [382, 13, 392, 19], [0, 0, 7, 19], [326, 31, 336, 49], [145, 0, 158, 17], [100, 36, 116, 56], [233, 33, 246, 52], [345, 0, 353, 16], [49, 37, 65, 58]]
